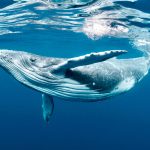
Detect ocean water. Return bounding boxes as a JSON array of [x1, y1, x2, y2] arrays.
[[0, 0, 150, 149]]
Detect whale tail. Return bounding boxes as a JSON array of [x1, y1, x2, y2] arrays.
[[133, 39, 150, 69]]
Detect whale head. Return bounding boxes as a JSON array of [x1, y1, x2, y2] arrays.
[[0, 50, 63, 69], [0, 50, 23, 73], [0, 50, 65, 89]]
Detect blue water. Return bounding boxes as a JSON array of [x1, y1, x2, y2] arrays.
[[0, 0, 150, 149]]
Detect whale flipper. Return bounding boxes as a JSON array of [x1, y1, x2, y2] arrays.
[[42, 94, 54, 122], [53, 50, 127, 73]]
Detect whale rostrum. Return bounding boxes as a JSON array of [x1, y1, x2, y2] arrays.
[[0, 50, 149, 122]]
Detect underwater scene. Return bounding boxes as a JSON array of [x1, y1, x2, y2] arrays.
[[0, 0, 150, 149]]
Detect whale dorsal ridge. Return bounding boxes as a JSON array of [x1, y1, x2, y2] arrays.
[[53, 50, 127, 73]]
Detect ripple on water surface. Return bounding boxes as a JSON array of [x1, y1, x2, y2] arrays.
[[0, 0, 150, 57]]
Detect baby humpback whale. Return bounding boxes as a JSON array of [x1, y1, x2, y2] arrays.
[[0, 50, 149, 122]]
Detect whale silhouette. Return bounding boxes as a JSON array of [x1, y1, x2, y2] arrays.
[[0, 50, 149, 122]]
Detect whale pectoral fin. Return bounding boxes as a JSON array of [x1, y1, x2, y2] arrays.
[[42, 94, 54, 122], [53, 50, 127, 73]]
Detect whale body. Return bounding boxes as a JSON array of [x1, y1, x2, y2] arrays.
[[0, 50, 149, 122]]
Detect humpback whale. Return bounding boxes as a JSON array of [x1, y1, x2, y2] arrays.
[[0, 50, 149, 122]]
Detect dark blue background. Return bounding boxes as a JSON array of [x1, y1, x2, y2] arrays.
[[0, 0, 150, 150], [1, 68, 150, 150]]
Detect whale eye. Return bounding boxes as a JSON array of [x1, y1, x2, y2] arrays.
[[30, 57, 36, 62]]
